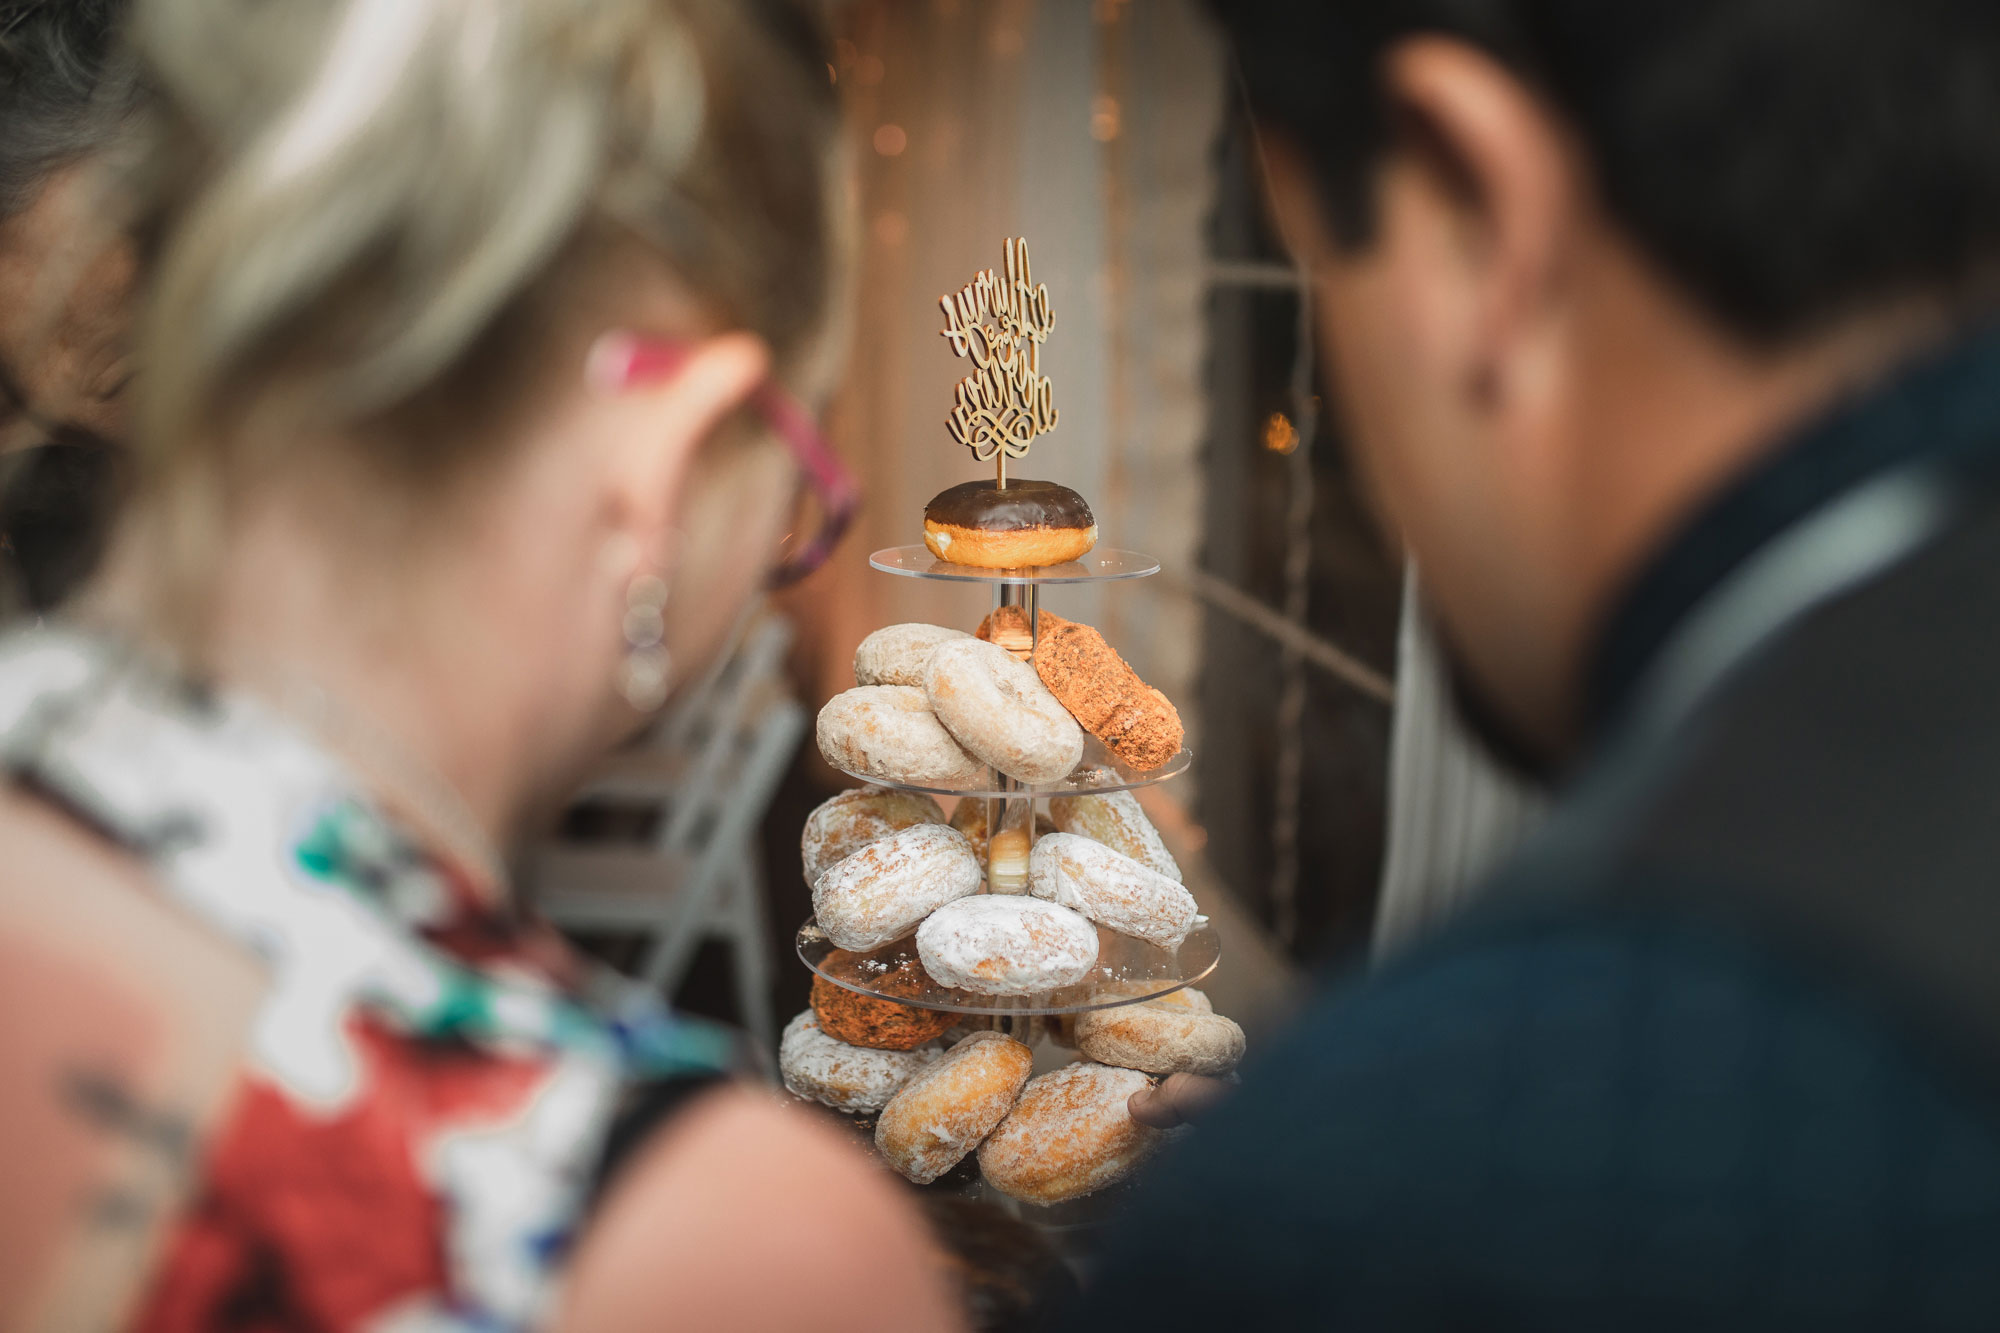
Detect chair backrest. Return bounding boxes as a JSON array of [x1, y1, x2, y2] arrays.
[[569, 612, 797, 849]]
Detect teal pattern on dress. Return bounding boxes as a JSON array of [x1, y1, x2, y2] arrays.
[[294, 796, 735, 1078]]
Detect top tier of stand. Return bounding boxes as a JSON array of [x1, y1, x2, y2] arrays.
[[869, 545, 1161, 585]]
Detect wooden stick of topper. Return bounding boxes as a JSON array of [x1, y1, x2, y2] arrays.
[[938, 237, 1059, 490]]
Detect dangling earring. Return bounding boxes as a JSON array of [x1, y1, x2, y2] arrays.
[[618, 571, 672, 712]]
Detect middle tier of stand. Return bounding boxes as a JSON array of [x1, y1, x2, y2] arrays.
[[798, 915, 1221, 1017]]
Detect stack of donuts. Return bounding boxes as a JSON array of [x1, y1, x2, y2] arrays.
[[812, 609, 1197, 995], [819, 610, 1185, 787], [788, 593, 1245, 1203], [781, 974, 1246, 1204], [786, 771, 1247, 1204], [802, 781, 1200, 996]]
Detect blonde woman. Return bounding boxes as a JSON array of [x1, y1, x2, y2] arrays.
[[0, 1, 958, 1330]]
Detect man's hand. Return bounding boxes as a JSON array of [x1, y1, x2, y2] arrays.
[[1127, 1072, 1232, 1129]]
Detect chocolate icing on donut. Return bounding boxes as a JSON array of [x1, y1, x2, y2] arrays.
[[924, 479, 1094, 532]]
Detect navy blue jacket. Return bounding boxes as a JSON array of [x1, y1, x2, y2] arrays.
[[1063, 330, 2000, 1331]]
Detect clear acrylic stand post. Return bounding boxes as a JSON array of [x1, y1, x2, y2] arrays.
[[984, 578, 1041, 894]]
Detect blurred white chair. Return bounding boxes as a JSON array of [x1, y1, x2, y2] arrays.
[[526, 613, 804, 1050]]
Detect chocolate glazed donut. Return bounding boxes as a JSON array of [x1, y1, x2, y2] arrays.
[[923, 479, 1098, 568]]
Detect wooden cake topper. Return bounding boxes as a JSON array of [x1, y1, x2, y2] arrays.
[[938, 237, 1058, 488]]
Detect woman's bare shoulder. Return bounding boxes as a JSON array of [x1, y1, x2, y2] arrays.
[[0, 783, 263, 1327], [0, 780, 265, 1017], [559, 1085, 967, 1333], [0, 782, 156, 896]]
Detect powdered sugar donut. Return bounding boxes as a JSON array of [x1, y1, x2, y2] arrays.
[[813, 822, 981, 951], [854, 623, 972, 688], [1049, 791, 1181, 882], [1074, 984, 1245, 1076], [1029, 832, 1198, 949], [875, 1031, 1035, 1184], [924, 639, 1084, 786], [817, 686, 989, 788], [916, 894, 1099, 995], [977, 1062, 1160, 1205], [801, 786, 946, 885], [1051, 978, 1209, 1049], [779, 1010, 942, 1114]]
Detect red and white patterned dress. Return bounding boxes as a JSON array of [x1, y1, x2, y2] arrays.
[[0, 628, 735, 1331]]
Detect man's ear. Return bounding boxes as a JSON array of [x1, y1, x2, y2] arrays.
[[591, 331, 771, 571], [1382, 37, 1579, 396], [1258, 134, 1342, 273]]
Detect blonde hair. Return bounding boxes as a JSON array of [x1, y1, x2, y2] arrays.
[[121, 0, 845, 623]]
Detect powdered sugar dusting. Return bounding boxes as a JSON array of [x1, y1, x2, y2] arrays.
[[1028, 833, 1196, 948], [800, 785, 946, 885], [875, 1031, 1034, 1184], [977, 1061, 1159, 1205], [816, 686, 989, 788], [779, 1010, 943, 1113], [812, 822, 981, 951], [1049, 790, 1181, 882], [915, 894, 1098, 995], [924, 639, 1083, 786]]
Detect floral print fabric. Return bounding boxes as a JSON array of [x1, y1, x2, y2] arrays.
[[0, 629, 733, 1330]]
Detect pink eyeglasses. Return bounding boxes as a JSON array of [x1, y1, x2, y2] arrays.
[[591, 335, 860, 588]]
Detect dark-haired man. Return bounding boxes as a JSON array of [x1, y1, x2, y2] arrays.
[[0, 0, 134, 614], [1081, 4, 2000, 1328]]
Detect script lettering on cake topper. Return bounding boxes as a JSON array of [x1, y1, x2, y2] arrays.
[[938, 237, 1058, 488]]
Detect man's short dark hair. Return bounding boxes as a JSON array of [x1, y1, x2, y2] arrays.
[[1208, 1, 2000, 344], [0, 0, 131, 217]]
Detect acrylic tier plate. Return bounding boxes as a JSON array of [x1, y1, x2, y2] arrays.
[[797, 914, 1220, 1017], [869, 545, 1162, 585], [827, 735, 1192, 799]]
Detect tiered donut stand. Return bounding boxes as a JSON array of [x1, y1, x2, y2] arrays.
[[795, 542, 1218, 1220]]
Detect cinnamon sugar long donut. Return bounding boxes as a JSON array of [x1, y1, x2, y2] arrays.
[[1027, 612, 1184, 771]]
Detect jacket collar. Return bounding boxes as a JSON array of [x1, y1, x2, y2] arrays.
[[1587, 324, 2000, 742]]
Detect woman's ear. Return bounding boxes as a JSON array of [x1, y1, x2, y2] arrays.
[[589, 331, 772, 570]]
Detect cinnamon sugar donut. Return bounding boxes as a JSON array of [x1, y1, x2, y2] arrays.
[[1049, 791, 1181, 882], [801, 786, 947, 885], [811, 966, 956, 1051], [813, 822, 981, 952], [1031, 614, 1184, 771], [854, 623, 972, 688], [1075, 984, 1245, 1076], [779, 1010, 942, 1114], [1028, 832, 1197, 949], [974, 606, 1058, 661], [977, 1062, 1161, 1205], [1052, 978, 1206, 1048], [915, 895, 1099, 995], [816, 686, 989, 788], [924, 639, 1083, 786], [875, 1031, 1035, 1184]]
